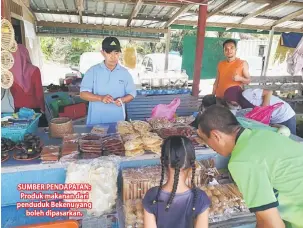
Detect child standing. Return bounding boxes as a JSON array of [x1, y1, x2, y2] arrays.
[[143, 136, 210, 228]]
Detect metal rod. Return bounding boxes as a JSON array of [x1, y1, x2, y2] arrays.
[[262, 28, 274, 77]]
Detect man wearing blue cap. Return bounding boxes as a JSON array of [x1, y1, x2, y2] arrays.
[[80, 37, 136, 124]]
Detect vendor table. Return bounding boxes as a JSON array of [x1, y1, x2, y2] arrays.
[[1, 124, 224, 228], [2, 119, 302, 228]]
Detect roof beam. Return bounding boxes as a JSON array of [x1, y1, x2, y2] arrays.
[[127, 0, 144, 27], [21, 0, 30, 7], [33, 9, 303, 23], [215, 12, 303, 22], [271, 8, 303, 27], [207, 0, 239, 18], [238, 0, 290, 24], [76, 0, 84, 24], [164, 4, 193, 28], [174, 20, 303, 33], [36, 21, 168, 34], [246, 0, 272, 3], [33, 10, 168, 21], [38, 33, 161, 41], [98, 0, 183, 8], [152, 0, 207, 4]]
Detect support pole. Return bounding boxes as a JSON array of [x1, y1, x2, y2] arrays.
[[262, 28, 275, 77], [1, 0, 11, 22], [164, 28, 171, 72], [192, 4, 207, 97]]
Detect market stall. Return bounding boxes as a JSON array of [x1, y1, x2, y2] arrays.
[[2, 112, 303, 227], [2, 0, 303, 227]]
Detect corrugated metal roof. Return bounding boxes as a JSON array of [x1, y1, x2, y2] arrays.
[[31, 0, 303, 35], [243, 17, 275, 26], [207, 0, 228, 12], [260, 5, 301, 18]]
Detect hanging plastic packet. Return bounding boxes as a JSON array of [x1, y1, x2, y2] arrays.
[[123, 45, 137, 69]]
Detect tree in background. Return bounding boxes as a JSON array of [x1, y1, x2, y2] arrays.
[[40, 37, 101, 65]]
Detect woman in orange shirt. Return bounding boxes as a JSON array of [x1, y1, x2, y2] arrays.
[[213, 39, 251, 98]]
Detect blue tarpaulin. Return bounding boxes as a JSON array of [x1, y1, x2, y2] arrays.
[[281, 33, 303, 48]]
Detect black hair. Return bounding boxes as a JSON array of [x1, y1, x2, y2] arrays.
[[201, 95, 216, 110], [153, 136, 197, 223], [200, 95, 228, 111], [198, 105, 241, 137], [223, 39, 237, 49], [192, 95, 229, 129]]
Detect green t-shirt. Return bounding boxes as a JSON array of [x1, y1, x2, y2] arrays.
[[229, 129, 303, 228]]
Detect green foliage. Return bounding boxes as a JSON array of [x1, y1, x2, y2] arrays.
[[39, 37, 101, 65], [40, 37, 55, 60], [171, 30, 197, 55]]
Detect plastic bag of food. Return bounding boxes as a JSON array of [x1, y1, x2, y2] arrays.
[[101, 134, 125, 156], [91, 125, 109, 135], [124, 199, 144, 228], [41, 145, 60, 163], [79, 134, 102, 153], [141, 132, 162, 155], [63, 133, 81, 143], [117, 121, 135, 135], [131, 120, 152, 134], [156, 126, 193, 139], [64, 158, 119, 217], [147, 117, 173, 130], [123, 46, 137, 69]]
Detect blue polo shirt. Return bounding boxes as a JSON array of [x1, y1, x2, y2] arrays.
[[80, 62, 136, 125]]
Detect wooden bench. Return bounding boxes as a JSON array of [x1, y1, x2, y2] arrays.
[[245, 76, 303, 95], [245, 76, 303, 111], [126, 94, 200, 120]]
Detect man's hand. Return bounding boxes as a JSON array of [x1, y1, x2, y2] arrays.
[[233, 75, 243, 82], [114, 98, 123, 107], [101, 95, 113, 104]]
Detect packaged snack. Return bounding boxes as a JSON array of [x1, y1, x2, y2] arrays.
[[102, 134, 125, 156], [41, 145, 60, 162], [91, 125, 109, 135], [63, 133, 80, 143]]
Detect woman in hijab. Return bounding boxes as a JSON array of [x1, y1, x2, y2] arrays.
[[10, 44, 47, 127]]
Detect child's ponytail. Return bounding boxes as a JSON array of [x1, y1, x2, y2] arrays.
[[190, 159, 197, 228], [153, 156, 165, 205], [165, 164, 180, 211]]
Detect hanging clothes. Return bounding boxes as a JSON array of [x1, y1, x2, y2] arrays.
[[281, 33, 303, 48], [287, 37, 303, 76], [10, 44, 45, 111]]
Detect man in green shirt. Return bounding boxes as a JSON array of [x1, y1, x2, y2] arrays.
[[197, 105, 303, 228]]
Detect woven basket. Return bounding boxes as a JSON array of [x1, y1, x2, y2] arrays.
[[1, 69, 14, 89], [49, 117, 74, 138], [1, 50, 14, 70], [9, 40, 18, 53], [1, 19, 14, 51]]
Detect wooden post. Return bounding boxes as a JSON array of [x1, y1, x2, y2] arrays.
[[164, 28, 171, 72], [1, 0, 12, 22], [192, 4, 207, 97], [262, 28, 275, 77]]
